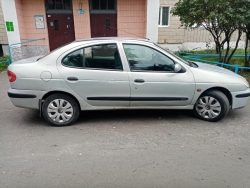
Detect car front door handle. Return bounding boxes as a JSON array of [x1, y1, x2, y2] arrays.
[[67, 77, 78, 81], [134, 79, 145, 83]]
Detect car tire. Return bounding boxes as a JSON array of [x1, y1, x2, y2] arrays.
[[194, 90, 230, 122], [42, 93, 80, 126]]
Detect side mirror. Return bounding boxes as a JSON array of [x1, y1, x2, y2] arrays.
[[174, 64, 182, 73]]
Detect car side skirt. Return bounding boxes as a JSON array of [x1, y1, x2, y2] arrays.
[[87, 97, 189, 101]]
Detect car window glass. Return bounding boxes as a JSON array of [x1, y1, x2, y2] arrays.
[[123, 44, 175, 72], [62, 43, 123, 70], [62, 49, 84, 68]]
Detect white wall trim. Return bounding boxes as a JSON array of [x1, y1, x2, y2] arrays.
[[146, 0, 159, 43], [1, 0, 21, 45]]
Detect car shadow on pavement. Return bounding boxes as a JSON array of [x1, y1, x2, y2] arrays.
[[18, 108, 243, 127], [18, 109, 51, 127], [77, 109, 195, 124]]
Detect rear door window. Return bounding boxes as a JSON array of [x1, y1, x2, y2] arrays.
[[62, 43, 123, 70]]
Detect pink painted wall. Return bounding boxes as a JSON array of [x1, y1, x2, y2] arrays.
[[15, 0, 146, 48], [16, 0, 91, 47], [16, 0, 49, 46], [117, 0, 146, 38], [72, 0, 91, 39]]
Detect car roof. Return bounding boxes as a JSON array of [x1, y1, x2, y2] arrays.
[[74, 37, 150, 43]]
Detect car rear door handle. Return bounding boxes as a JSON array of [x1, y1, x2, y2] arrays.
[[134, 79, 145, 83], [67, 77, 78, 81]]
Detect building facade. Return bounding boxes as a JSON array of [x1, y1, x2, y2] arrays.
[[0, 0, 245, 60], [1, 0, 159, 58], [0, 0, 8, 55]]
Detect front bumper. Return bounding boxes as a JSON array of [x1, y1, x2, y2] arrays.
[[231, 88, 250, 110], [8, 88, 47, 110]]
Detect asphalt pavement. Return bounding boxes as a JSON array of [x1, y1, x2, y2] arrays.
[[0, 71, 250, 188]]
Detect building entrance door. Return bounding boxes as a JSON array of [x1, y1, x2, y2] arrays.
[[90, 14, 117, 37], [89, 0, 117, 38], [46, 14, 75, 51]]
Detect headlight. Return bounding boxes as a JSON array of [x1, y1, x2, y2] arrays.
[[245, 80, 249, 88]]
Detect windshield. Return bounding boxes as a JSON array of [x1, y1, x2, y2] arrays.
[[153, 43, 190, 66]]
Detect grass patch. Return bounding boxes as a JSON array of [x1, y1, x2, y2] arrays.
[[239, 71, 250, 83], [0, 56, 10, 72], [179, 49, 247, 66]]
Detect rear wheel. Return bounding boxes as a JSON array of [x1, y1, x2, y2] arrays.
[[42, 94, 79, 126], [194, 90, 230, 122]]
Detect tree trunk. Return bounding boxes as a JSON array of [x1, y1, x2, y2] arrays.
[[226, 30, 242, 64], [224, 40, 230, 63], [245, 35, 249, 67]]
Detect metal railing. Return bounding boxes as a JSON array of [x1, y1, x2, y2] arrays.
[[8, 38, 46, 63], [176, 52, 250, 74], [0, 59, 11, 65]]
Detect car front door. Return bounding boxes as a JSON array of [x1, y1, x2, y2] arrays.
[[122, 43, 196, 107], [57, 42, 130, 107]]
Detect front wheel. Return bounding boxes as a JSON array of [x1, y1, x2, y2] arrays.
[[42, 93, 80, 126], [194, 90, 230, 122]]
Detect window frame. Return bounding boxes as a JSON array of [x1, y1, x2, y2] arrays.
[[158, 6, 170, 27], [45, 0, 73, 14], [61, 43, 124, 72], [89, 0, 117, 14], [122, 43, 177, 73]]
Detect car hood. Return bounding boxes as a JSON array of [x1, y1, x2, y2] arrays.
[[194, 62, 244, 80], [11, 56, 43, 64]]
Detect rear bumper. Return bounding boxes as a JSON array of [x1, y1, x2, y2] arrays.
[[8, 88, 46, 109], [231, 88, 250, 110]]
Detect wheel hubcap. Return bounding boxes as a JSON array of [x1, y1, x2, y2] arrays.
[[195, 96, 221, 119], [47, 99, 73, 123]]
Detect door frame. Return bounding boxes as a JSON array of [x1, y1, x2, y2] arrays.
[[89, 0, 117, 14], [56, 41, 131, 108], [89, 0, 118, 38], [118, 41, 196, 107], [44, 0, 75, 51]]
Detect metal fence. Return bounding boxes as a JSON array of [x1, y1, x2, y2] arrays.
[[177, 52, 250, 74], [8, 38, 47, 63], [0, 59, 11, 65]]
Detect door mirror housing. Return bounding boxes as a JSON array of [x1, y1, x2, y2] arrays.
[[174, 64, 182, 73]]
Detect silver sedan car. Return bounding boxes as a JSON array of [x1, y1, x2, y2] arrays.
[[7, 38, 250, 126]]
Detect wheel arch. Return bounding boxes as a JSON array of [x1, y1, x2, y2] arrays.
[[41, 91, 81, 110], [201, 87, 232, 106]]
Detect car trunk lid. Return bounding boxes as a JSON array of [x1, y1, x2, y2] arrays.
[[11, 56, 43, 65]]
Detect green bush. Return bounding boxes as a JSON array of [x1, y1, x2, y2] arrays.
[[0, 56, 10, 72]]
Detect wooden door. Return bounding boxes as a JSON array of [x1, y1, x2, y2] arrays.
[[90, 14, 117, 38], [46, 14, 75, 51]]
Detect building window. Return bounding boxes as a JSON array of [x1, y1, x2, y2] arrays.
[[46, 0, 72, 10], [91, 0, 116, 10], [159, 7, 170, 26], [6, 22, 14, 32]]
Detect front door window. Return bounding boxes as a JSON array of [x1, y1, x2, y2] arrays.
[[123, 44, 175, 72]]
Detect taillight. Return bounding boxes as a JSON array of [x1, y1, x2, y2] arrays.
[[7, 70, 16, 82]]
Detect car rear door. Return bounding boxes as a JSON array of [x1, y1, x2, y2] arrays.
[[121, 42, 196, 107], [57, 42, 130, 107]]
